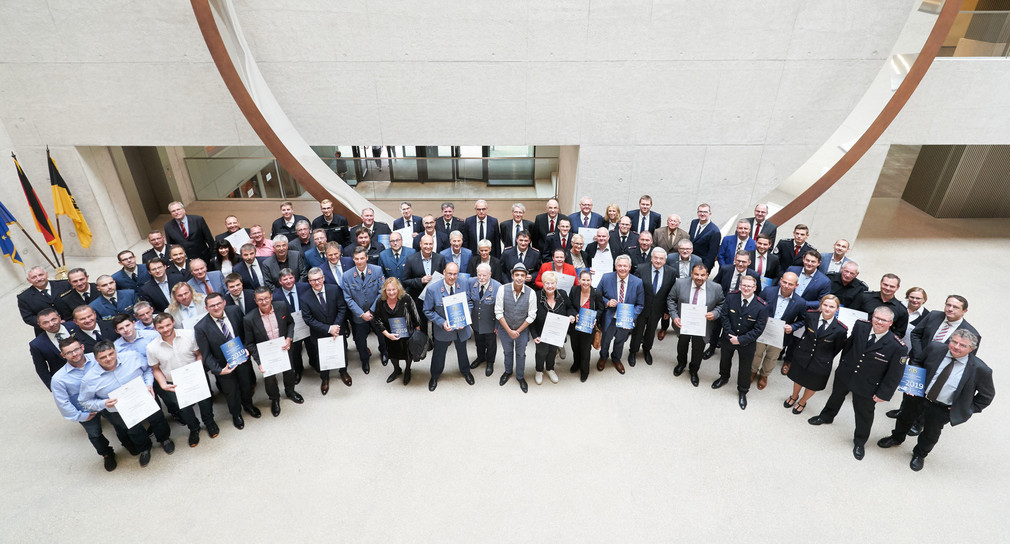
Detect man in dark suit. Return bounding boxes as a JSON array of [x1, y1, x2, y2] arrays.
[[540, 217, 574, 265], [272, 268, 312, 383], [392, 201, 424, 242], [341, 227, 384, 265], [532, 198, 562, 253], [403, 234, 447, 336], [223, 274, 256, 315], [858, 273, 909, 336], [233, 244, 270, 290], [745, 203, 778, 246], [585, 227, 619, 274], [501, 203, 535, 251], [89, 275, 137, 321], [321, 241, 354, 287], [667, 264, 725, 386], [434, 202, 466, 245], [828, 261, 868, 308], [597, 255, 645, 374], [876, 330, 994, 471], [70, 305, 116, 354], [909, 295, 979, 358], [569, 196, 604, 231], [785, 251, 831, 309], [312, 198, 351, 247], [56, 267, 99, 320], [628, 248, 675, 367], [688, 203, 721, 271], [464, 199, 501, 256], [717, 220, 757, 269], [808, 306, 907, 461], [627, 231, 654, 274], [18, 266, 70, 333], [413, 215, 449, 253], [378, 230, 415, 280], [166, 244, 192, 281], [611, 216, 639, 257], [352, 207, 392, 240], [300, 268, 351, 391], [141, 230, 169, 264], [499, 231, 541, 287], [714, 275, 769, 410], [194, 292, 259, 430], [707, 251, 761, 359], [268, 201, 308, 242], [244, 287, 304, 417], [137, 258, 184, 312], [29, 308, 79, 389], [112, 250, 151, 290], [164, 201, 214, 262], [751, 272, 807, 389], [774, 224, 816, 270], [213, 214, 249, 244], [748, 235, 780, 284], [626, 194, 662, 236], [263, 236, 306, 284]]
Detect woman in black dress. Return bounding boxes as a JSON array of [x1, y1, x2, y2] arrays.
[[371, 277, 422, 385], [568, 269, 605, 382], [785, 294, 848, 414], [531, 271, 576, 386], [208, 240, 239, 275]]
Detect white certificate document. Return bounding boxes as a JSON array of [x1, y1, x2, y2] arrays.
[[757, 318, 786, 348], [837, 308, 867, 337], [418, 271, 443, 301], [578, 227, 598, 242], [555, 273, 576, 292], [441, 292, 472, 326], [317, 336, 347, 371], [109, 376, 159, 429], [291, 310, 311, 342], [224, 229, 250, 251], [539, 312, 570, 347], [256, 337, 291, 377], [679, 303, 708, 337], [395, 226, 415, 241], [171, 361, 211, 408]]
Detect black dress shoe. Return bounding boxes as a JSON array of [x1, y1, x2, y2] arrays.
[[387, 369, 402, 383], [271, 399, 281, 417], [580, 374, 588, 382], [673, 363, 686, 376], [341, 371, 353, 387], [885, 409, 901, 419], [381, 353, 389, 366], [103, 452, 117, 472], [485, 363, 494, 377], [233, 415, 245, 430], [188, 430, 200, 448], [499, 372, 512, 386], [711, 377, 728, 389], [852, 445, 865, 460], [908, 422, 923, 436], [362, 361, 370, 374], [287, 391, 305, 404], [428, 377, 438, 392], [206, 421, 220, 438], [403, 368, 412, 385], [738, 392, 747, 410], [910, 454, 925, 471], [808, 415, 832, 426], [569, 362, 579, 374], [294, 371, 302, 385], [139, 450, 151, 467], [644, 351, 653, 365], [470, 359, 484, 369], [702, 346, 716, 360], [518, 378, 528, 393], [690, 373, 699, 387], [243, 405, 261, 418], [877, 436, 902, 448], [628, 352, 637, 367], [464, 373, 475, 385], [162, 439, 175, 455]]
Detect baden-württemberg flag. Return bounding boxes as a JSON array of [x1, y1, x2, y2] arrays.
[[0, 199, 24, 265], [13, 155, 63, 254], [48, 149, 92, 248]]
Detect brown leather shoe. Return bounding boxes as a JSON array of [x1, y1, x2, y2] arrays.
[[780, 363, 790, 375], [750, 372, 757, 383], [597, 357, 606, 372], [320, 378, 330, 395], [657, 329, 666, 341], [340, 372, 353, 387], [757, 375, 768, 390], [613, 360, 626, 374]]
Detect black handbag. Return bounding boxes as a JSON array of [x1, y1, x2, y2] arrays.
[[408, 329, 430, 361]]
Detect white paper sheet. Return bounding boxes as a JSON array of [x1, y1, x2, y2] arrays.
[[540, 312, 570, 347], [837, 307, 867, 337], [555, 273, 576, 292], [291, 310, 311, 342], [224, 229, 251, 251], [317, 336, 347, 371], [109, 376, 159, 428], [679, 303, 708, 337], [756, 317, 786, 349], [394, 226, 415, 242], [418, 271, 443, 301], [171, 361, 211, 408], [256, 337, 291, 377]]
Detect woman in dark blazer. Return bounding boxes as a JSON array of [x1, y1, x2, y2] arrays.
[[568, 269, 605, 383], [371, 277, 422, 385], [531, 271, 576, 386], [209, 240, 240, 275], [785, 294, 848, 414]]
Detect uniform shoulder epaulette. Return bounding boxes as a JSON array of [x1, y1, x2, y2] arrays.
[[18, 285, 33, 296], [892, 332, 905, 346], [59, 290, 75, 298], [837, 320, 849, 330], [806, 308, 820, 314], [754, 296, 767, 305]]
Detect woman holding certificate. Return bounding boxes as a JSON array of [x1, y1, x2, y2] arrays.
[[568, 269, 605, 382], [784, 294, 848, 414], [531, 271, 576, 385], [371, 277, 422, 385]]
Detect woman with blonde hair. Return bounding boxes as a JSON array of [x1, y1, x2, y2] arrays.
[[784, 294, 848, 415], [601, 204, 622, 231], [371, 277, 422, 385]]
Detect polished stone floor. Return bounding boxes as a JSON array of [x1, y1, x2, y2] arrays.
[[2, 196, 1007, 542]]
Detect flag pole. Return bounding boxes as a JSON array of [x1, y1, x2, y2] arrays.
[[12, 220, 57, 268]]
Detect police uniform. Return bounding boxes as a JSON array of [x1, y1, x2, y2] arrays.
[[717, 291, 769, 393], [786, 309, 848, 391]]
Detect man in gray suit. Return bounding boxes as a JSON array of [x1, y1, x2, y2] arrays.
[[263, 236, 306, 285], [422, 262, 476, 391], [667, 264, 725, 386], [658, 239, 704, 340], [468, 263, 502, 377]]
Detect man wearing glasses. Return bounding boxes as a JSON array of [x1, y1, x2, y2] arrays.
[[688, 204, 721, 271]]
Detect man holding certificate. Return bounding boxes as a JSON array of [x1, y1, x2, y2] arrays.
[[147, 313, 218, 447], [597, 255, 644, 374], [750, 272, 807, 390], [713, 275, 769, 410], [195, 293, 259, 430], [667, 264, 724, 386], [244, 287, 304, 417], [78, 340, 174, 467], [300, 268, 351, 392], [342, 246, 388, 374], [422, 262, 476, 392], [628, 248, 675, 367]]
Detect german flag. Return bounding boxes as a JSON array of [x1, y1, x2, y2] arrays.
[[48, 149, 92, 248], [13, 155, 63, 254], [0, 199, 23, 265]]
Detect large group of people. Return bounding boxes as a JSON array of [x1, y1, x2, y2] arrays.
[[19, 197, 994, 473]]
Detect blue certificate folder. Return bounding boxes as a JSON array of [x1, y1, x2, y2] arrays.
[[388, 317, 409, 337], [377, 234, 390, 247], [445, 301, 468, 330], [575, 308, 597, 334], [897, 363, 927, 397], [615, 303, 635, 329], [221, 337, 246, 368]]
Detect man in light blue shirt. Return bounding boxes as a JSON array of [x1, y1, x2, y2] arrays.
[[113, 314, 159, 361], [78, 340, 175, 467]]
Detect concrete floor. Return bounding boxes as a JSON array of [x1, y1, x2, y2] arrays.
[[3, 196, 1008, 542]]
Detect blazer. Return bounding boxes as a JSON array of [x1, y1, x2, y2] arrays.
[[597, 272, 645, 329], [745, 217, 778, 246], [626, 209, 662, 235], [747, 251, 781, 281], [243, 300, 296, 365], [403, 252, 447, 299], [531, 289, 574, 338], [342, 264, 385, 323], [270, 214, 310, 242], [688, 220, 721, 270], [653, 227, 689, 254], [500, 219, 535, 250], [567, 285, 605, 332], [112, 265, 151, 291], [468, 278, 502, 335], [784, 266, 831, 309], [225, 289, 257, 316], [341, 242, 384, 265], [423, 280, 473, 343], [774, 239, 816, 269], [233, 258, 271, 290], [393, 215, 425, 236], [464, 215, 501, 256], [141, 247, 168, 264], [89, 290, 138, 320], [611, 231, 639, 257], [818, 253, 852, 274], [320, 257, 355, 287], [56, 285, 99, 320], [667, 254, 704, 279], [71, 321, 117, 354], [532, 213, 563, 251], [352, 222, 392, 242], [272, 283, 312, 313], [433, 217, 465, 241], [378, 247, 416, 280], [912, 342, 994, 426], [164, 214, 215, 261], [787, 310, 848, 374], [585, 240, 619, 270], [466, 256, 502, 281], [312, 214, 351, 246], [440, 247, 473, 274], [29, 323, 80, 389], [194, 306, 248, 374], [909, 313, 981, 359], [635, 264, 677, 318], [137, 273, 185, 313], [717, 235, 757, 268], [188, 270, 227, 296], [18, 280, 70, 328], [835, 319, 907, 401], [719, 292, 769, 346], [299, 284, 348, 338], [715, 267, 761, 295], [303, 246, 327, 270], [499, 246, 542, 286], [757, 285, 808, 334], [412, 230, 449, 254], [666, 278, 725, 336], [568, 211, 604, 231], [262, 250, 307, 284], [539, 232, 576, 264], [627, 247, 653, 274]]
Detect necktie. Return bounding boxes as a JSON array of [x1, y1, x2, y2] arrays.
[[926, 355, 956, 403], [618, 279, 625, 303], [43, 288, 49, 297], [621, 236, 627, 246], [480, 285, 486, 299], [640, 216, 646, 233], [817, 319, 827, 335], [250, 265, 261, 288], [933, 321, 953, 342], [583, 216, 588, 228], [757, 256, 764, 277], [405, 220, 411, 229], [753, 222, 761, 240], [549, 218, 555, 233], [394, 252, 400, 261], [868, 332, 875, 344], [732, 272, 740, 291], [519, 252, 524, 264], [445, 221, 451, 231], [561, 237, 566, 250], [794, 244, 800, 257], [515, 224, 521, 242], [479, 221, 485, 243], [131, 272, 138, 282], [288, 291, 295, 309], [56, 331, 66, 341], [178, 221, 188, 238], [218, 318, 233, 340], [736, 238, 744, 253], [653, 269, 660, 293], [204, 280, 213, 294], [692, 286, 700, 304], [448, 285, 454, 296], [110, 296, 117, 306], [454, 253, 460, 265], [93, 329, 102, 341], [235, 297, 244, 314], [741, 298, 749, 310]]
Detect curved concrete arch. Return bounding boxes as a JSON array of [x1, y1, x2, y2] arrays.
[[190, 0, 391, 223]]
